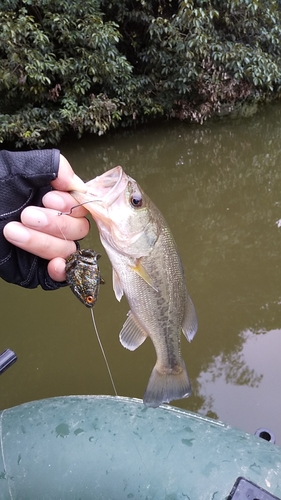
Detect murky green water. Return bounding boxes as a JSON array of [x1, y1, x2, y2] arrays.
[[1, 103, 281, 444]]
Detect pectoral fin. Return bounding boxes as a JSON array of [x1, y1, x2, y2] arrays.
[[129, 260, 158, 292], [182, 292, 198, 342], [119, 311, 147, 351], [112, 268, 124, 301]]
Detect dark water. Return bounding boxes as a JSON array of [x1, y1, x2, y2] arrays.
[[1, 103, 281, 444]]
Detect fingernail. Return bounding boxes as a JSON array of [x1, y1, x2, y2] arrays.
[[21, 207, 48, 228], [42, 192, 66, 211], [56, 259, 67, 277], [4, 223, 30, 244]]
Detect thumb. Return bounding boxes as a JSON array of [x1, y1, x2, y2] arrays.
[[51, 155, 86, 192]]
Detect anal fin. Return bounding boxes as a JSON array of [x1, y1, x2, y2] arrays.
[[119, 311, 147, 351]]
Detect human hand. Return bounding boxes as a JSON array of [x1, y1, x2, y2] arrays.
[[3, 155, 89, 282]]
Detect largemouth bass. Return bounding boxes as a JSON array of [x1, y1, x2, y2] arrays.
[[71, 166, 198, 407]]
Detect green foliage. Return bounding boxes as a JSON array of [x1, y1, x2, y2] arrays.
[[0, 0, 132, 146], [1, 0, 281, 146], [101, 0, 281, 123]]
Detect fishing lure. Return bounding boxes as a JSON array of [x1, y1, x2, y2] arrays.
[[65, 247, 117, 395], [65, 248, 105, 308]]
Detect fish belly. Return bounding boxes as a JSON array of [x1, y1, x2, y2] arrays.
[[107, 235, 192, 407]]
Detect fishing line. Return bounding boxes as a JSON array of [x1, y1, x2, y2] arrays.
[[55, 216, 68, 241], [90, 307, 118, 397]]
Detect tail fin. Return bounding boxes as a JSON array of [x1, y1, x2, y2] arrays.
[[143, 361, 192, 408]]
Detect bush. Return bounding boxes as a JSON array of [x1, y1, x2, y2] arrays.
[[1, 0, 281, 147], [102, 0, 281, 122], [0, 0, 132, 146]]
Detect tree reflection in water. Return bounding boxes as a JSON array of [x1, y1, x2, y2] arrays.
[[197, 329, 281, 443]]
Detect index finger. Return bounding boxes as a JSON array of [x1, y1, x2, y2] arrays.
[[42, 191, 89, 218]]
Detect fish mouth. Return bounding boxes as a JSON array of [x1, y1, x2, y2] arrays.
[[85, 166, 127, 207], [71, 166, 128, 212]]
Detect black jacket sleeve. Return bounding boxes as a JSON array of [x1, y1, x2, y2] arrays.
[[0, 149, 67, 290]]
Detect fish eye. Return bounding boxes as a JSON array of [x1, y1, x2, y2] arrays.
[[130, 195, 143, 208], [86, 295, 95, 305]]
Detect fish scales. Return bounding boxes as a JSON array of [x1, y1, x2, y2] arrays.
[[71, 166, 198, 407], [116, 227, 185, 366]]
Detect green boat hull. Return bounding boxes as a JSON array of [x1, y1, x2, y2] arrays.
[[0, 395, 280, 499]]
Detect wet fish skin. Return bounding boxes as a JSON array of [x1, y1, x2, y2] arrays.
[[71, 167, 198, 407], [65, 249, 104, 308]]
